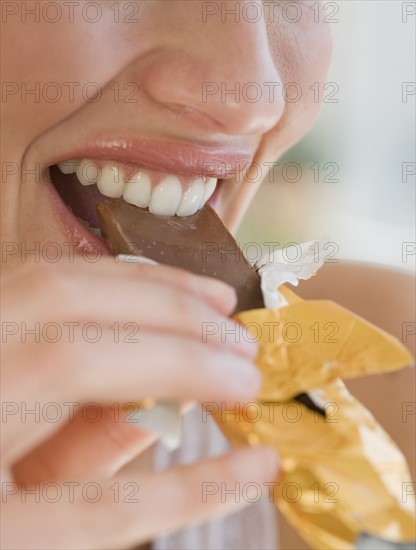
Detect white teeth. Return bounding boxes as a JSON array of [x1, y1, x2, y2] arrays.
[[76, 216, 89, 228], [149, 175, 182, 216], [97, 164, 125, 198], [58, 160, 79, 174], [89, 227, 102, 238], [76, 159, 100, 186], [177, 179, 205, 217], [123, 171, 152, 208], [66, 157, 218, 216], [76, 216, 102, 238], [199, 178, 217, 209]]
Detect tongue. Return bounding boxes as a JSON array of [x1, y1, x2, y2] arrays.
[[50, 165, 110, 228]]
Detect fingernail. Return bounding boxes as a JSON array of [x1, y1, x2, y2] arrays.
[[200, 279, 237, 313], [210, 319, 259, 361], [256, 446, 280, 476], [230, 446, 280, 480], [236, 336, 259, 361], [225, 357, 262, 398]]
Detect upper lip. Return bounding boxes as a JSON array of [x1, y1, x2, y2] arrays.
[[47, 136, 254, 179]]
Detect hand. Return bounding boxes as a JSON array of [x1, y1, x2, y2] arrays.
[[1, 257, 279, 549]]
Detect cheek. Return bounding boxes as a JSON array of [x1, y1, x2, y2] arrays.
[[1, 9, 140, 159], [295, 19, 333, 118], [267, 7, 333, 142]]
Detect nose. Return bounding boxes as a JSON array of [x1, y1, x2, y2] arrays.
[[140, 1, 284, 136]]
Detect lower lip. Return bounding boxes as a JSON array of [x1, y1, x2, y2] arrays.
[[44, 168, 111, 256]]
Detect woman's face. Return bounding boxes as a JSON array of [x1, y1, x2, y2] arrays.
[[1, 0, 331, 255]]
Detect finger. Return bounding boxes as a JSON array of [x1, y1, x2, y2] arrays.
[[2, 257, 238, 323], [114, 260, 238, 315], [3, 263, 254, 359], [3, 331, 260, 463], [12, 408, 157, 484], [2, 447, 279, 550], [13, 402, 195, 484]]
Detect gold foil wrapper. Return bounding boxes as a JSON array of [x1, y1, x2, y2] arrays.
[[213, 287, 415, 550]]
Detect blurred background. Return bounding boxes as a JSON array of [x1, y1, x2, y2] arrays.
[[238, 1, 416, 272]]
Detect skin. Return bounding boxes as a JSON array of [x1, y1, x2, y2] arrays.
[[1, 1, 332, 548]]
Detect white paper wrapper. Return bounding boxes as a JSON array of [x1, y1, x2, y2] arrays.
[[116, 254, 158, 265], [255, 241, 333, 309], [134, 402, 182, 451]]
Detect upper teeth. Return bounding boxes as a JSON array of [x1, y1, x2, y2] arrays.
[[57, 159, 217, 217]]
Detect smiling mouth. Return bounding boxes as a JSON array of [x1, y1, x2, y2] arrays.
[[49, 159, 220, 238]]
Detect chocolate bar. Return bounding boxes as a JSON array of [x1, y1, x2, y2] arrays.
[[97, 199, 326, 415], [97, 200, 264, 314]]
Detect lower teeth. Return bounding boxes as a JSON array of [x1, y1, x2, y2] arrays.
[[76, 216, 102, 238], [89, 227, 102, 238]]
